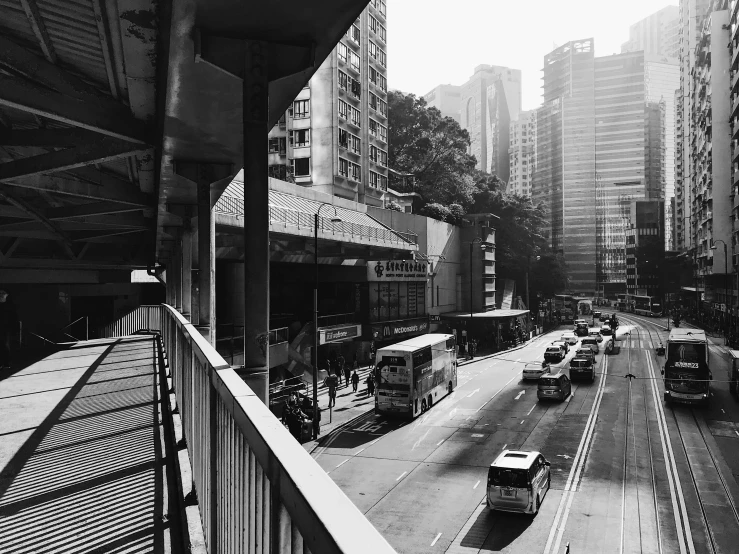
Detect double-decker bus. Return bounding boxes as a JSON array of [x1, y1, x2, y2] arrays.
[[614, 293, 627, 312], [663, 328, 710, 406], [375, 334, 457, 418], [629, 294, 662, 316], [553, 294, 576, 323]]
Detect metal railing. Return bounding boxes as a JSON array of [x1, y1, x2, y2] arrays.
[[111, 305, 396, 554], [214, 194, 417, 246], [99, 305, 162, 338]]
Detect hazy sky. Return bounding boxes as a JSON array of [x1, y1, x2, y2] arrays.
[[387, 0, 678, 111]]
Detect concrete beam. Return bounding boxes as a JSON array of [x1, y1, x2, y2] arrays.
[[0, 74, 151, 145], [46, 201, 142, 220], [2, 173, 153, 206], [0, 137, 147, 181]]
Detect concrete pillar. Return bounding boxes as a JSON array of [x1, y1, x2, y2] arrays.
[[172, 241, 182, 311], [240, 40, 269, 404], [198, 180, 216, 344], [182, 225, 193, 320]]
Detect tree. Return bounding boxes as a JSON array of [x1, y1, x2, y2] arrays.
[[388, 91, 477, 207], [386, 201, 403, 212]]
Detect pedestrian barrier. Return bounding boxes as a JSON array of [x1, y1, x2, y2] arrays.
[[105, 304, 396, 554]]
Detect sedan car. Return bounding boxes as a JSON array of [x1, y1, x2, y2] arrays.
[[560, 332, 578, 346], [581, 337, 600, 353], [544, 346, 566, 363], [600, 325, 612, 336], [574, 348, 596, 364], [551, 340, 569, 354], [523, 361, 552, 380], [588, 330, 604, 343], [599, 313, 609, 322]]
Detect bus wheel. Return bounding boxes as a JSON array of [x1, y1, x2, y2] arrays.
[[448, 382, 453, 394], [428, 395, 433, 409], [421, 399, 427, 413]]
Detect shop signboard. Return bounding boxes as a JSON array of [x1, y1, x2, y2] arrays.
[[319, 324, 362, 345], [368, 260, 428, 282], [370, 317, 429, 341]]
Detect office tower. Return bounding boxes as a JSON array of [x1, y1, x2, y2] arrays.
[[266, 0, 389, 206], [423, 84, 462, 123], [626, 200, 666, 296], [691, 7, 731, 301], [731, 1, 739, 296], [676, 0, 711, 251], [508, 110, 536, 196], [459, 65, 522, 180], [622, 5, 681, 57], [644, 54, 680, 250]]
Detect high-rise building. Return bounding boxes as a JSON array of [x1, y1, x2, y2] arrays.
[[676, 0, 711, 251], [644, 54, 680, 250], [459, 65, 522, 181], [626, 200, 666, 296], [423, 84, 462, 123], [266, 0, 389, 206], [508, 110, 536, 196], [621, 5, 681, 58], [691, 6, 731, 302]]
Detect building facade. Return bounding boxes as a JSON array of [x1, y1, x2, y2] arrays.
[[625, 200, 665, 296], [508, 110, 536, 196], [459, 65, 522, 180], [621, 5, 681, 58], [266, 0, 389, 206], [422, 84, 462, 122], [691, 7, 732, 304]]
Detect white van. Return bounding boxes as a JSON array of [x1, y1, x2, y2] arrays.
[[487, 450, 551, 514]]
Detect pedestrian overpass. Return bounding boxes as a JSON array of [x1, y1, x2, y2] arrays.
[[0, 1, 397, 552]]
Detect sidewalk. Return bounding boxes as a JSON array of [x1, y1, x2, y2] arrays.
[[0, 336, 182, 553]]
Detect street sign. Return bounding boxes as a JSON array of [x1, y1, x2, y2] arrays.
[[319, 324, 362, 345]]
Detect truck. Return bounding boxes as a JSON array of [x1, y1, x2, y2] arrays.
[[662, 328, 711, 406]]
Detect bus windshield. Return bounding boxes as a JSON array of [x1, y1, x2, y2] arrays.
[[666, 343, 706, 367]]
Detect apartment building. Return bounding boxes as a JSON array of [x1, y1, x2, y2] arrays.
[[423, 84, 462, 123], [508, 110, 536, 196], [731, 0, 739, 302], [621, 5, 681, 57], [626, 200, 666, 296], [691, 5, 732, 303], [267, 0, 389, 206]]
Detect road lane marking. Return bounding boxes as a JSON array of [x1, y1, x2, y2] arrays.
[[396, 471, 407, 481], [544, 352, 610, 554], [644, 327, 693, 554], [335, 459, 349, 469], [527, 405, 536, 415], [356, 447, 366, 454], [722, 409, 725, 414], [437, 439, 445, 446], [477, 372, 522, 412], [735, 430, 739, 438], [502, 444, 507, 450], [430, 533, 442, 547], [515, 390, 525, 400], [520, 420, 525, 424], [515, 357, 522, 362], [473, 480, 480, 489], [467, 388, 480, 398]]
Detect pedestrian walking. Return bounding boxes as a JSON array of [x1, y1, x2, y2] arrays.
[[0, 290, 18, 370], [353, 354, 359, 371], [334, 360, 343, 387], [366, 371, 375, 397], [324, 372, 338, 407], [351, 370, 359, 392], [344, 363, 351, 388]]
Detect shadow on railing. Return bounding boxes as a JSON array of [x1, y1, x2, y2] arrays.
[[106, 304, 396, 554], [99, 305, 162, 338]]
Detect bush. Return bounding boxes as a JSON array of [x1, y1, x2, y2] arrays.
[[419, 203, 451, 222], [386, 201, 403, 212]]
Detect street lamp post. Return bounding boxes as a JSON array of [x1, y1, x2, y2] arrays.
[[711, 239, 729, 340], [314, 203, 342, 439]]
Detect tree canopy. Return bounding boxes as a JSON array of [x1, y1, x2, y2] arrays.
[[388, 90, 569, 299]]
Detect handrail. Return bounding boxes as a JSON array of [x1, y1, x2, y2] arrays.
[[102, 304, 395, 554]]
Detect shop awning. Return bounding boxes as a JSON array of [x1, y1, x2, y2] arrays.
[[441, 310, 529, 319]]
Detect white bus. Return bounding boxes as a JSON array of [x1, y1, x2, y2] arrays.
[[375, 333, 457, 418]]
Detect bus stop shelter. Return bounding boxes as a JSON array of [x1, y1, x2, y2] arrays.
[[440, 309, 530, 351]]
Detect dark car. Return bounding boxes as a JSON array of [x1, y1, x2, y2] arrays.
[[544, 345, 566, 363], [537, 373, 572, 401], [569, 357, 595, 382], [599, 312, 609, 322], [592, 310, 602, 320]]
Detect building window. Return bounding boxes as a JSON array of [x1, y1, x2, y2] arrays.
[[350, 134, 361, 154], [346, 23, 360, 44], [378, 73, 387, 92], [369, 118, 378, 137], [339, 157, 349, 177], [338, 70, 348, 91], [369, 40, 377, 60], [350, 105, 361, 127], [348, 50, 360, 72], [369, 92, 377, 111], [377, 47, 386, 68], [337, 42, 348, 64], [268, 138, 280, 153], [339, 128, 348, 149], [369, 170, 379, 188], [369, 66, 377, 85], [373, 0, 386, 17], [268, 164, 287, 180], [378, 97, 387, 117], [370, 145, 387, 166], [293, 100, 309, 119], [378, 121, 387, 143], [338, 99, 348, 120], [290, 158, 310, 177], [350, 161, 361, 182], [378, 22, 387, 42], [290, 129, 309, 147]]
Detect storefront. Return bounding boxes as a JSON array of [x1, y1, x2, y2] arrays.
[[440, 309, 530, 351], [365, 260, 430, 350]]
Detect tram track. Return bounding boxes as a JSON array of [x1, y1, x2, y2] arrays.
[[621, 314, 739, 554]]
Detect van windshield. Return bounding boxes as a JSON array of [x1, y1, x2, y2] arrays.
[[539, 377, 559, 386], [489, 467, 529, 488]]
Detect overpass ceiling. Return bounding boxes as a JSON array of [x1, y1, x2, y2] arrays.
[[0, 0, 369, 274]]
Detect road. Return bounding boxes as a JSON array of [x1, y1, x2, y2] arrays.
[[311, 320, 739, 553]]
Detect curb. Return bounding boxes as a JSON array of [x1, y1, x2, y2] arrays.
[[457, 330, 561, 367], [308, 407, 376, 455]]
